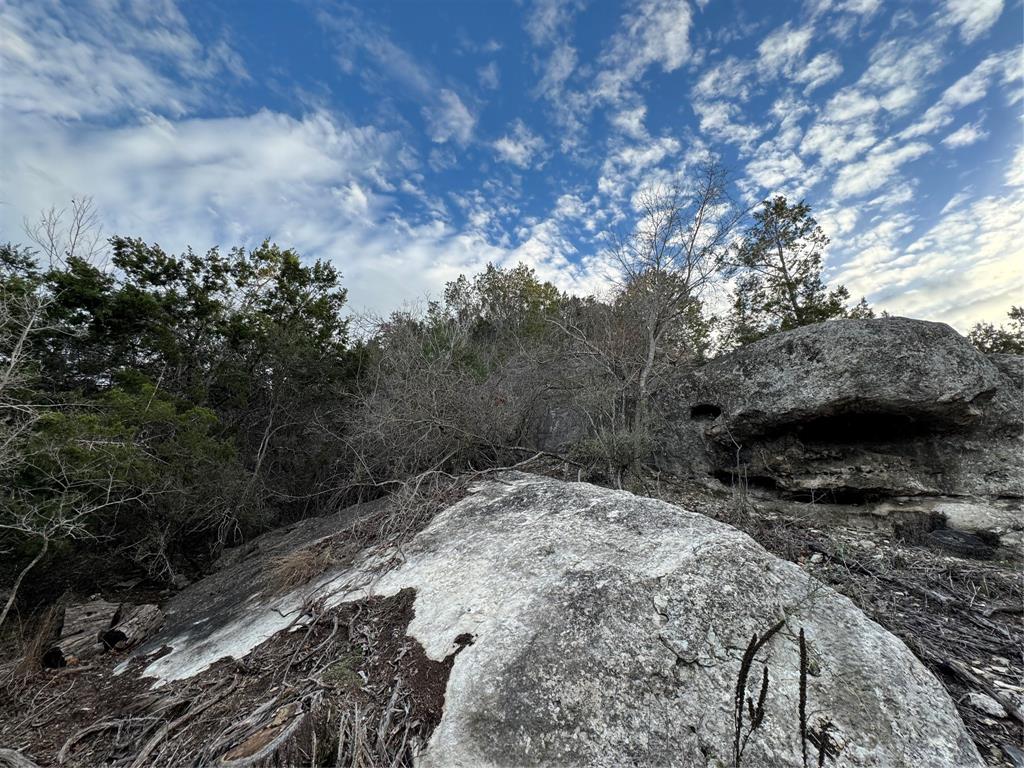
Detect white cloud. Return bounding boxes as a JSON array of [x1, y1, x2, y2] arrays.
[[478, 61, 500, 90], [745, 148, 819, 199], [492, 120, 547, 168], [838, 189, 1024, 329], [318, 6, 478, 146], [939, 189, 972, 214], [900, 51, 1014, 139], [839, 0, 881, 14], [757, 23, 813, 78], [693, 101, 763, 149], [944, 0, 1004, 44], [594, 0, 693, 103], [422, 89, 476, 145], [0, 0, 244, 120], [800, 118, 877, 165], [832, 140, 931, 200], [606, 135, 680, 179], [1007, 145, 1024, 188], [609, 105, 649, 139], [795, 53, 843, 93], [525, 0, 583, 45], [535, 42, 578, 99], [1, 106, 615, 314], [820, 37, 943, 127], [693, 57, 756, 102], [866, 182, 915, 210], [941, 121, 988, 148]]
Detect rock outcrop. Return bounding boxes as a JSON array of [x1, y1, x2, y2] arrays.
[[134, 475, 982, 767], [689, 317, 1002, 438], [659, 317, 1023, 549]]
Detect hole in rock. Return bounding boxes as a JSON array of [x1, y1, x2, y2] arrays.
[[690, 403, 722, 420], [712, 471, 780, 492], [792, 412, 952, 444], [782, 487, 889, 505]]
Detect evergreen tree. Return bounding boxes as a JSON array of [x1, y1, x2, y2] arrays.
[[727, 196, 871, 345], [967, 306, 1024, 354]]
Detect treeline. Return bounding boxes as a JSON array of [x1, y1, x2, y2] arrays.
[[1, 180, 1018, 623]]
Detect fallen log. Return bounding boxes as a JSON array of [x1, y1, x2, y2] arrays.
[[45, 600, 121, 666], [103, 604, 163, 651], [939, 659, 1024, 726]]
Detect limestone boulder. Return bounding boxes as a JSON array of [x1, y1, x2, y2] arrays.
[[661, 318, 1022, 501], [365, 476, 981, 767], [139, 475, 981, 766], [692, 317, 1001, 439]]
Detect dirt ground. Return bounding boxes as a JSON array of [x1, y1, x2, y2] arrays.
[[0, 589, 461, 767]]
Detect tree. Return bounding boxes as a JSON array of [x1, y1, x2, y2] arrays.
[[344, 263, 565, 492], [2, 202, 358, 611], [600, 167, 740, 423], [548, 165, 742, 483], [726, 196, 870, 345], [967, 306, 1024, 354]]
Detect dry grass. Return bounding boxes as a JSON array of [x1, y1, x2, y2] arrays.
[[268, 544, 336, 594]]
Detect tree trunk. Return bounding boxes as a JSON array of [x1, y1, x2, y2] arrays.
[[635, 324, 658, 435], [102, 603, 163, 651], [775, 239, 803, 325], [0, 537, 48, 632]]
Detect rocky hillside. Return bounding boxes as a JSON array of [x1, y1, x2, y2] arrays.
[[1, 317, 1020, 767]]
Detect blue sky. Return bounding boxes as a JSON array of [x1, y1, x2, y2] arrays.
[[1, 0, 1021, 329]]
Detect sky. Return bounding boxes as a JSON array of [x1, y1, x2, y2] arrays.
[[1, 0, 1021, 330]]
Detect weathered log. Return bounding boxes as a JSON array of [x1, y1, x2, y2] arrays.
[[103, 603, 163, 651], [47, 600, 121, 665]]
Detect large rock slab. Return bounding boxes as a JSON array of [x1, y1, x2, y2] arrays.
[[367, 476, 980, 767], [138, 475, 982, 766], [692, 317, 1001, 439], [660, 318, 1022, 501]]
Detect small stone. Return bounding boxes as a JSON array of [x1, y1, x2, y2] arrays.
[[171, 574, 192, 589], [965, 693, 1007, 719], [809, 553, 824, 564]]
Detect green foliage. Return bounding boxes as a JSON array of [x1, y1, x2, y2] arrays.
[[967, 306, 1024, 354], [1, 235, 354, 594], [346, 263, 565, 487], [727, 197, 872, 345], [441, 262, 564, 349], [14, 375, 249, 577]]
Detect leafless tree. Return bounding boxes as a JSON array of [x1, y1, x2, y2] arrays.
[[550, 164, 744, 481], [23, 196, 104, 268], [0, 200, 109, 629], [0, 289, 48, 478], [610, 164, 743, 432]]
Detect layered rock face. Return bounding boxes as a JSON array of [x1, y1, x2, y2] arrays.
[[136, 475, 982, 767], [661, 317, 1022, 548]]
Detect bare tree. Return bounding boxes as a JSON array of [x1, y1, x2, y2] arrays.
[[610, 164, 743, 432], [0, 201, 107, 628], [550, 164, 744, 482], [0, 287, 48, 477], [23, 196, 104, 268]]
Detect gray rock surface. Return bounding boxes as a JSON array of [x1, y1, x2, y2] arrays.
[[133, 475, 982, 766], [365, 475, 981, 767], [966, 693, 1008, 719], [660, 318, 1023, 504], [693, 317, 1002, 438]]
